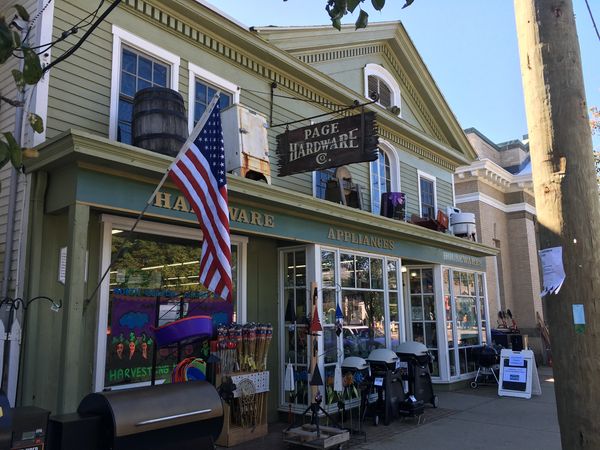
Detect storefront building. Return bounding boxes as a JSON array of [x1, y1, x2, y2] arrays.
[[5, 0, 497, 419]]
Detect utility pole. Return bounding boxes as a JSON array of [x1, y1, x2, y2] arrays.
[[514, 1, 600, 448]]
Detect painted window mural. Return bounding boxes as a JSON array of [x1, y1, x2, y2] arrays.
[[105, 230, 238, 387]]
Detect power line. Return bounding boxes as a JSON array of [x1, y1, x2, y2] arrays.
[[32, 0, 106, 55], [42, 0, 122, 74], [584, 0, 600, 43]]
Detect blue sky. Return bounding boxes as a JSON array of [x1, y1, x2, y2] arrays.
[[210, 0, 600, 148]]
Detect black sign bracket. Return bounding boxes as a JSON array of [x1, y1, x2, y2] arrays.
[[271, 98, 377, 129]]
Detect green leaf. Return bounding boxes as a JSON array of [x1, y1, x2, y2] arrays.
[[327, 4, 345, 20], [21, 47, 42, 85], [355, 9, 369, 29], [371, 0, 385, 10], [13, 5, 30, 22], [12, 69, 25, 91], [0, 139, 11, 170], [3, 132, 22, 169], [0, 17, 15, 64], [27, 113, 44, 133], [12, 30, 20, 47], [347, 0, 361, 13], [332, 17, 342, 31]]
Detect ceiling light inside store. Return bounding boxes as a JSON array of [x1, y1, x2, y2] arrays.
[[410, 271, 417, 277], [401, 266, 407, 273], [111, 229, 123, 234]]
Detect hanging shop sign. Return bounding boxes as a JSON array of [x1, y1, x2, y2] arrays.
[[276, 112, 378, 176]]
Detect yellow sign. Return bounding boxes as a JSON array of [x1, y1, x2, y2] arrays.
[[327, 227, 395, 250], [154, 191, 275, 228]]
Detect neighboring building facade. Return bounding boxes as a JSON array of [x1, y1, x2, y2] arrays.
[[456, 128, 544, 358], [0, 0, 497, 418]]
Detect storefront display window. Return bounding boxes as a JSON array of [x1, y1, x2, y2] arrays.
[[443, 267, 488, 378], [280, 247, 401, 410], [102, 226, 242, 389]]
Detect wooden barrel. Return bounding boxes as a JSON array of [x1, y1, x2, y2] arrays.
[[132, 87, 188, 157]]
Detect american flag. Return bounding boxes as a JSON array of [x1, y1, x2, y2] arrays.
[[168, 101, 232, 302]]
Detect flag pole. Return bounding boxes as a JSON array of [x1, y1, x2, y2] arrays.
[[85, 93, 222, 306]]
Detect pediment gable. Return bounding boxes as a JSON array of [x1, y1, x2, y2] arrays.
[[253, 22, 476, 160]]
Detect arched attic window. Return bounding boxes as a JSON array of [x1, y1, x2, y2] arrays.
[[364, 63, 401, 115], [368, 75, 392, 107]]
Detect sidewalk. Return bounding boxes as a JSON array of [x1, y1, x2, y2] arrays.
[[222, 366, 560, 450]]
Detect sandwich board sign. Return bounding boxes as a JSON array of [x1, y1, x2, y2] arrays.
[[498, 349, 541, 399]]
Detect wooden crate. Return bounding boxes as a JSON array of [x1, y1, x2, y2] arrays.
[[283, 424, 350, 449], [216, 392, 268, 447]]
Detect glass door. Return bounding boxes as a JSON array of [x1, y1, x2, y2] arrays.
[[406, 267, 439, 376], [281, 248, 309, 407]]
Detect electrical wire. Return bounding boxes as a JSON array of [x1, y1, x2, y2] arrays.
[[31, 0, 106, 55], [42, 0, 122, 74], [584, 0, 600, 43]]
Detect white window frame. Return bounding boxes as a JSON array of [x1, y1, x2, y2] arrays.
[[93, 214, 247, 392], [370, 140, 401, 213], [417, 169, 437, 219], [109, 25, 181, 141], [364, 63, 402, 115], [188, 62, 240, 132]]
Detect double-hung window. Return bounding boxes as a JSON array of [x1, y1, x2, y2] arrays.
[[110, 26, 180, 143], [418, 171, 436, 219], [188, 63, 239, 130], [370, 149, 392, 215], [118, 48, 170, 144]]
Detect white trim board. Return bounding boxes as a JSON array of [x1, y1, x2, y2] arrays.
[[455, 192, 537, 216]]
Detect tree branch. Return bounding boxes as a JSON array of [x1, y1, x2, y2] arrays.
[[0, 95, 24, 108]]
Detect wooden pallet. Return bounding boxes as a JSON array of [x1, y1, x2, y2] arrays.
[[283, 424, 350, 449]]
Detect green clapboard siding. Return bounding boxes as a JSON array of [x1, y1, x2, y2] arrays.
[[47, 1, 113, 138], [246, 237, 280, 421], [400, 162, 419, 217], [437, 178, 454, 213]]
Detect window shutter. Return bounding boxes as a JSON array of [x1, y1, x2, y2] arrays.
[[378, 82, 392, 107], [368, 75, 378, 100]]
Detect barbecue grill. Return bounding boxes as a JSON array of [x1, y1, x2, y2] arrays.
[[470, 345, 500, 388], [365, 349, 404, 426], [396, 341, 438, 408], [76, 381, 223, 450]]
